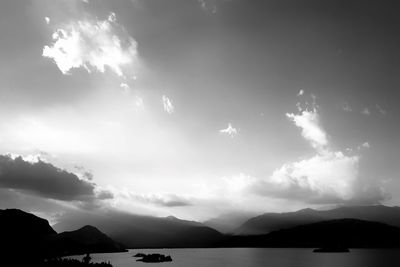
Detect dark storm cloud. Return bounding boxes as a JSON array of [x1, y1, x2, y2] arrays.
[[0, 155, 96, 201]]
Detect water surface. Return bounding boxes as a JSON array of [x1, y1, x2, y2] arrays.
[[69, 248, 400, 267]]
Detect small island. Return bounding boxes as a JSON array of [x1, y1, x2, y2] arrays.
[[133, 253, 173, 263]]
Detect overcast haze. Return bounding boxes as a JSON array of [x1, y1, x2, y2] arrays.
[[0, 0, 399, 223]]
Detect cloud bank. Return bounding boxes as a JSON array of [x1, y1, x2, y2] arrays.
[[133, 193, 192, 207], [0, 154, 110, 202]]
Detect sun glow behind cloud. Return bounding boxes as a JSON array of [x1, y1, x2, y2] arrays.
[[0, 0, 396, 222]]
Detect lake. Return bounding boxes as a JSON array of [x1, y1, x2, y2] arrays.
[[69, 248, 400, 267]]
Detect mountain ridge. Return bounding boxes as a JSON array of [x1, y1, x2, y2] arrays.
[[235, 205, 400, 235]]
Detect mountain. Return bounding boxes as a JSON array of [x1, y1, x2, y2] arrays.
[[47, 225, 126, 256], [203, 212, 257, 233], [0, 208, 126, 264], [0, 209, 56, 262], [226, 218, 400, 248], [53, 210, 223, 248], [235, 205, 400, 235]]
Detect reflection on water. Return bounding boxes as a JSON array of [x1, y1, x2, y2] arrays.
[[69, 248, 400, 267]]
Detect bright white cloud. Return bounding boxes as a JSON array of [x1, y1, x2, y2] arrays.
[[263, 151, 359, 201], [244, 98, 386, 204], [44, 17, 50, 25], [43, 13, 138, 77], [6, 152, 49, 164], [286, 108, 328, 151], [162, 95, 174, 114], [297, 89, 304, 96], [219, 123, 238, 138], [361, 107, 371, 115]]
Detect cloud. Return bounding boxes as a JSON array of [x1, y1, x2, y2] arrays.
[[43, 12, 138, 77], [254, 151, 360, 202], [244, 97, 388, 204], [286, 108, 328, 152], [198, 0, 207, 10], [44, 17, 50, 25], [361, 107, 371, 115], [0, 154, 103, 201], [162, 95, 175, 114], [120, 83, 130, 93], [297, 89, 304, 96], [133, 193, 191, 207], [197, 0, 229, 14], [342, 103, 352, 112], [376, 104, 387, 115], [359, 142, 370, 149], [219, 123, 238, 138], [95, 189, 114, 200], [197, 0, 216, 13]]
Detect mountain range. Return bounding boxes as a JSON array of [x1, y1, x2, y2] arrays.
[[0, 209, 126, 264], [2, 204, 400, 262], [224, 218, 400, 248], [53, 210, 223, 248], [234, 205, 400, 235]]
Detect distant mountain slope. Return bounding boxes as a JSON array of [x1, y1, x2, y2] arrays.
[[0, 208, 126, 264], [0, 208, 56, 238], [235, 205, 400, 235], [47, 225, 126, 256], [203, 212, 256, 233], [53, 210, 223, 248], [0, 209, 56, 262], [227, 218, 400, 248]]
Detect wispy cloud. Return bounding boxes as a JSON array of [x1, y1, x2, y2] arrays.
[[358, 142, 370, 150], [135, 96, 144, 109], [286, 108, 328, 152], [361, 107, 371, 115], [342, 103, 352, 112], [198, 0, 207, 10], [43, 12, 138, 77], [219, 123, 238, 138], [376, 104, 387, 115], [197, 0, 228, 14], [162, 95, 175, 114], [120, 83, 130, 93]]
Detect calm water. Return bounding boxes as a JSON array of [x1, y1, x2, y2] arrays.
[[69, 248, 400, 267]]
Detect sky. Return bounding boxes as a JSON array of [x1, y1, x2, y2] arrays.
[[0, 0, 400, 223]]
